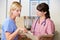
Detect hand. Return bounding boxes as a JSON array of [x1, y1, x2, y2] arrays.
[[20, 34, 26, 38], [23, 28, 28, 33], [18, 27, 28, 33]]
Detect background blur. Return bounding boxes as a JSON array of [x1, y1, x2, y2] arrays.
[[0, 0, 60, 40]]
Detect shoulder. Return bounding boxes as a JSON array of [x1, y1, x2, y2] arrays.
[[46, 18, 54, 23], [2, 18, 11, 30], [46, 18, 55, 27], [2, 18, 12, 26]]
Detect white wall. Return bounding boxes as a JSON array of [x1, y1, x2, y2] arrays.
[[21, 0, 29, 16], [50, 0, 60, 40], [0, 0, 6, 24]]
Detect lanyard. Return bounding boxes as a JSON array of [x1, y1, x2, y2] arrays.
[[33, 18, 46, 34]]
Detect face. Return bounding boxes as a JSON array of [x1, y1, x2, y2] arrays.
[[12, 8, 21, 17], [36, 10, 46, 17]]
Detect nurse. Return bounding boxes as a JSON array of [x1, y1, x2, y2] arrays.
[[31, 3, 55, 40], [2, 1, 27, 40]]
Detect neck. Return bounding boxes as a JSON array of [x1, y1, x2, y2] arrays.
[[39, 16, 46, 20], [10, 15, 16, 21], [38, 16, 46, 24]]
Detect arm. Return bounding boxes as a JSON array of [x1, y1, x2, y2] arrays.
[[39, 20, 55, 39], [47, 20, 55, 35], [41, 20, 55, 38], [5, 27, 28, 40], [5, 28, 20, 40]]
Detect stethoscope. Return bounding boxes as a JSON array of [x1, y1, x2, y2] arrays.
[[33, 17, 46, 34]]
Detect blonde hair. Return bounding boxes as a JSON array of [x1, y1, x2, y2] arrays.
[[10, 1, 22, 11], [9, 1, 22, 15]]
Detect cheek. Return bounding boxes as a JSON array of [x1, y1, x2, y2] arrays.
[[13, 11, 17, 14], [16, 11, 21, 17], [12, 11, 18, 16], [37, 13, 39, 16], [37, 12, 42, 16]]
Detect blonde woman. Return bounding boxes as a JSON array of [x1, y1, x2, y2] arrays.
[[2, 1, 27, 40]]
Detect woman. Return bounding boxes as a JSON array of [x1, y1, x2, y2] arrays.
[[31, 3, 55, 40], [2, 1, 27, 40]]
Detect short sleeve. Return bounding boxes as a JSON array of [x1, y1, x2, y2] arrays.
[[3, 21, 13, 33], [46, 20, 55, 34]]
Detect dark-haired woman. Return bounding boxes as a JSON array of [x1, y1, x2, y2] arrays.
[[31, 3, 55, 40]]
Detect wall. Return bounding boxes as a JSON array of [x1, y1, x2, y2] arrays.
[[0, 0, 6, 24], [50, 0, 60, 40], [21, 0, 29, 16]]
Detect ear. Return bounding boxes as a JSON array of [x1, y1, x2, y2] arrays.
[[10, 10, 14, 15]]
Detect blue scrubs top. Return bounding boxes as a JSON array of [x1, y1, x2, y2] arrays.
[[1, 17, 18, 40]]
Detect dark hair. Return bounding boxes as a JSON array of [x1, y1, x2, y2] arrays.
[[36, 3, 50, 19]]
